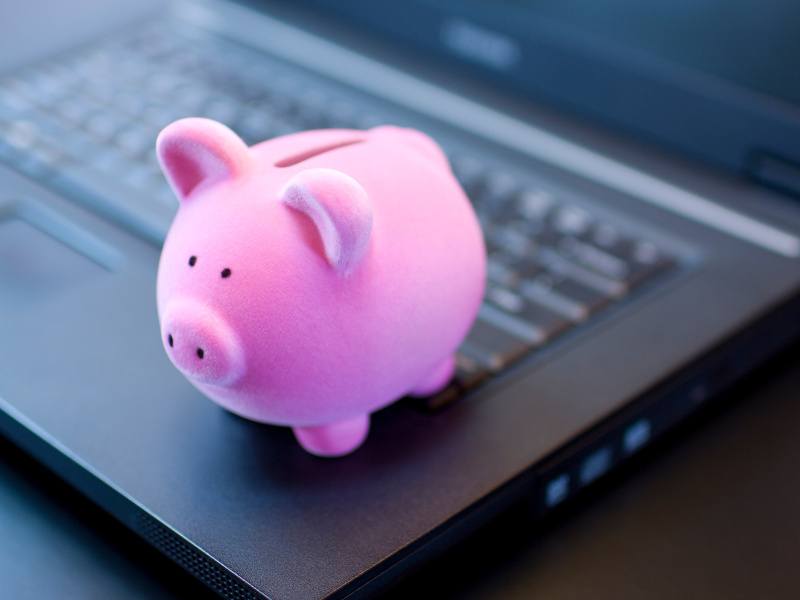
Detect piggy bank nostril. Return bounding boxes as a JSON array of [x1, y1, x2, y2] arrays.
[[159, 300, 245, 385]]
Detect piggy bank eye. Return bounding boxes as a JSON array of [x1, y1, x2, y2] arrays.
[[221, 268, 232, 279], [188, 255, 197, 267]]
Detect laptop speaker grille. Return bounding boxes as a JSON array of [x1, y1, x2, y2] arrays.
[[134, 512, 262, 600]]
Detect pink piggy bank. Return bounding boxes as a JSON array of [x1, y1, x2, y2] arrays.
[[155, 118, 486, 457]]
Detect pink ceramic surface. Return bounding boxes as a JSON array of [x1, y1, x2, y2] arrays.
[[156, 118, 486, 456]]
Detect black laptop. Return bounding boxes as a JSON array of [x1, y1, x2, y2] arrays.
[[1, 1, 799, 598]]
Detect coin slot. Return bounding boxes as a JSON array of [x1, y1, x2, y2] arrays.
[[274, 139, 363, 168]]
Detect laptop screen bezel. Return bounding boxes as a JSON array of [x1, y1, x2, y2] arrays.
[[281, 0, 800, 192]]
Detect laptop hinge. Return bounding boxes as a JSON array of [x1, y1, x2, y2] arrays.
[[747, 151, 800, 199]]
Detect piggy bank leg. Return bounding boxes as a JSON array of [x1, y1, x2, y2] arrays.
[[408, 355, 456, 397], [293, 414, 370, 457]]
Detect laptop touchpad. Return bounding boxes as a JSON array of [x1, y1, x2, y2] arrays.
[[0, 217, 105, 310]]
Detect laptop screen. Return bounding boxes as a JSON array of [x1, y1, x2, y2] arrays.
[[291, 0, 800, 192], [483, 0, 800, 108]]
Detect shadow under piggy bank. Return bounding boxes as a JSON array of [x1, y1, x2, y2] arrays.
[[197, 394, 476, 490]]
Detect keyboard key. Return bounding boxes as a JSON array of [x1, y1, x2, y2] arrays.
[[516, 301, 571, 340], [628, 244, 674, 285], [520, 273, 607, 322], [0, 138, 16, 161], [556, 236, 629, 281], [201, 95, 240, 125], [326, 100, 361, 128], [628, 240, 673, 276], [486, 285, 525, 313], [478, 303, 546, 346], [632, 240, 660, 264], [295, 90, 332, 127], [583, 230, 674, 287], [451, 154, 486, 200], [415, 353, 488, 411], [482, 170, 517, 206], [84, 113, 124, 141], [486, 254, 519, 287], [537, 247, 627, 297], [549, 274, 610, 315], [237, 109, 276, 143], [142, 104, 189, 129], [487, 224, 532, 257], [86, 147, 130, 178], [116, 127, 154, 158], [15, 143, 65, 179], [550, 205, 592, 236], [516, 188, 554, 222], [486, 285, 570, 340], [115, 94, 150, 118], [508, 256, 546, 281], [452, 352, 491, 388], [588, 222, 623, 248], [2, 119, 37, 151], [415, 383, 460, 411], [50, 129, 97, 163], [123, 164, 164, 191], [356, 113, 386, 129], [18, 69, 72, 105], [0, 89, 30, 116], [460, 318, 530, 372], [145, 72, 183, 96]]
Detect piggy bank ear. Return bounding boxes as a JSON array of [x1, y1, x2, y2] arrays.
[[280, 168, 372, 274], [156, 118, 251, 201]]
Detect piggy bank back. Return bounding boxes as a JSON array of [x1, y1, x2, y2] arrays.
[[156, 118, 485, 456]]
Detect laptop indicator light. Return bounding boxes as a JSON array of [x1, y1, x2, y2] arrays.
[[623, 418, 652, 455], [545, 474, 570, 508], [579, 447, 612, 485]]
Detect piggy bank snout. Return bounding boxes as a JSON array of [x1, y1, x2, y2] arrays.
[[160, 300, 245, 386]]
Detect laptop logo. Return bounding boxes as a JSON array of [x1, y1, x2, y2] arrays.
[[440, 18, 521, 71]]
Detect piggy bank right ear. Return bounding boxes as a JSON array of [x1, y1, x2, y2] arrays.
[[280, 168, 372, 275], [156, 118, 251, 201]]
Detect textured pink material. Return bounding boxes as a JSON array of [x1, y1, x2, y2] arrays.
[[155, 118, 486, 456], [280, 168, 372, 274]]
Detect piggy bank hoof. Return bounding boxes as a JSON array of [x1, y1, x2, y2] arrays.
[[293, 414, 370, 457]]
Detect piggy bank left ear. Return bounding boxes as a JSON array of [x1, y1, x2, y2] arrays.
[[157, 118, 251, 201], [280, 168, 372, 274]]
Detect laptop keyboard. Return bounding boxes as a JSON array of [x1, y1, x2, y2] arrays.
[[0, 24, 675, 409]]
